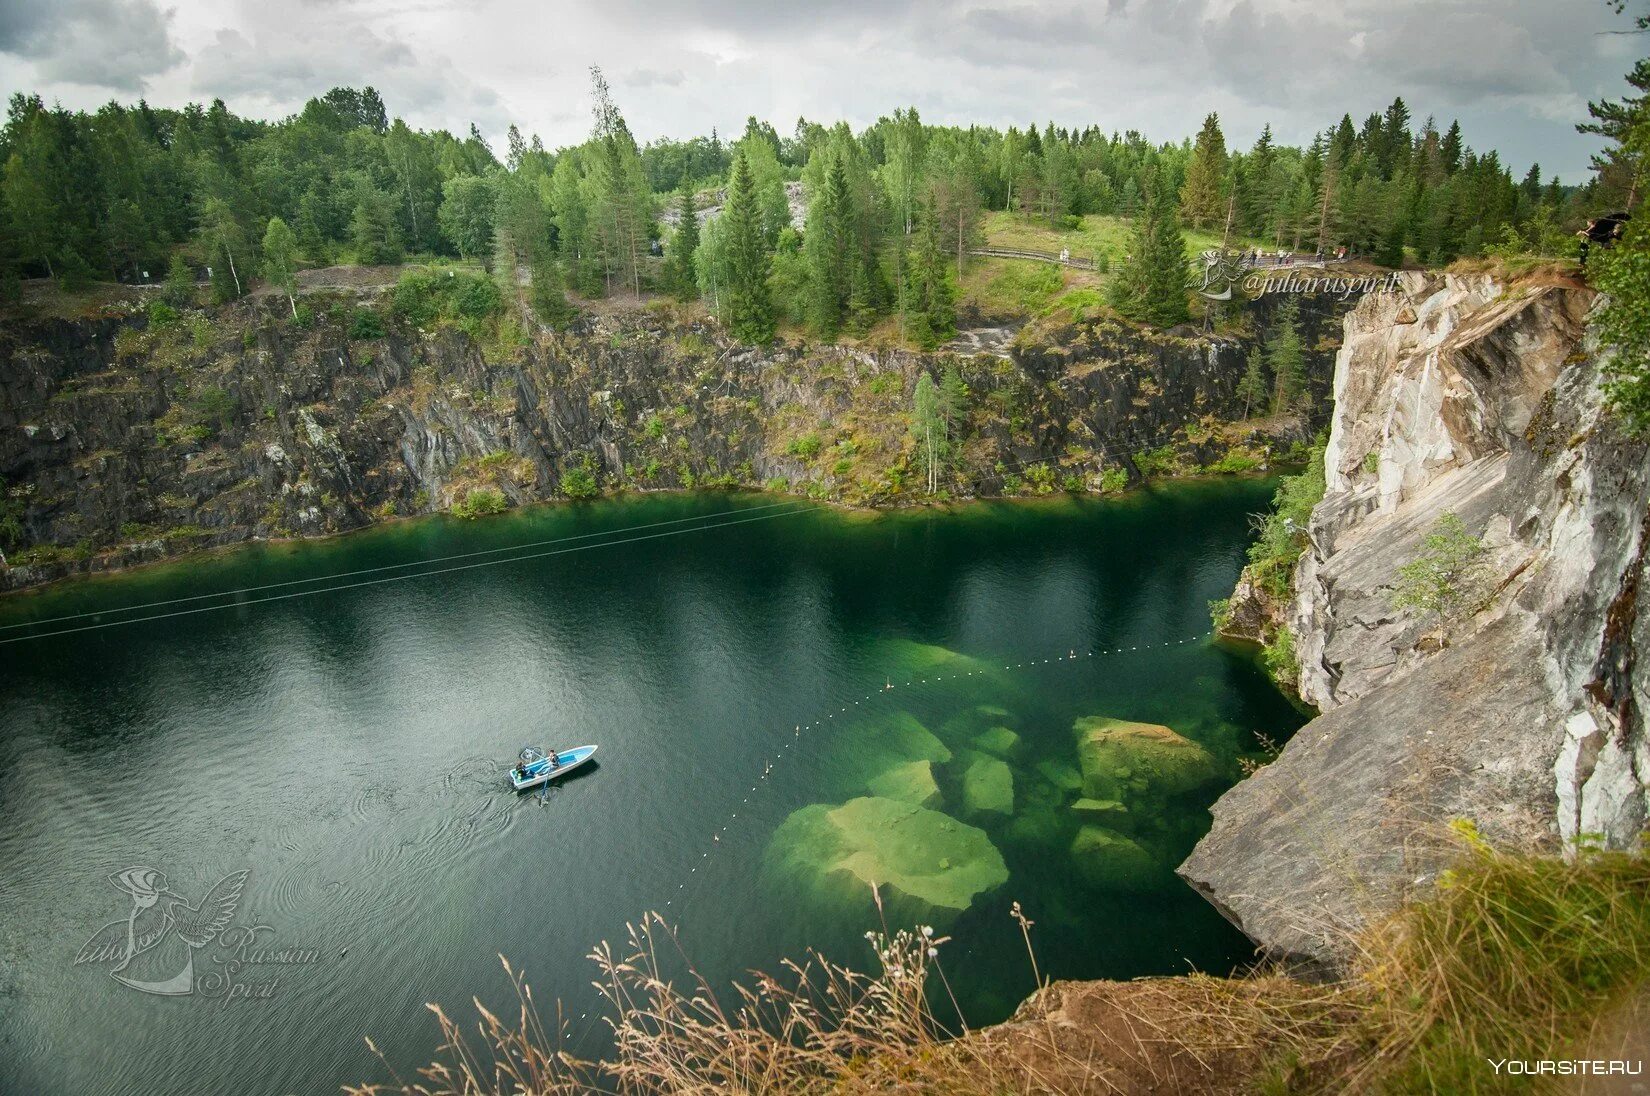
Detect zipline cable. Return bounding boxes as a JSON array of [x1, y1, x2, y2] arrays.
[[0, 499, 804, 632], [0, 504, 826, 646]]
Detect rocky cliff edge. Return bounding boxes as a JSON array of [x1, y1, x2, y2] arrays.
[[1181, 272, 1649, 971]]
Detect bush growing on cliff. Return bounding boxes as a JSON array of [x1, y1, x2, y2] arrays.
[[390, 269, 502, 332], [558, 456, 601, 500], [1245, 434, 1327, 599], [451, 487, 507, 519], [1389, 511, 1487, 629], [348, 308, 386, 340]]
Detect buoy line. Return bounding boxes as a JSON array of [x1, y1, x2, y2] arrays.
[[0, 504, 826, 646], [561, 630, 1215, 1039], [656, 630, 1214, 918]]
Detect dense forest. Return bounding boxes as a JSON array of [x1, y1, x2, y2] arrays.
[[0, 67, 1629, 346]]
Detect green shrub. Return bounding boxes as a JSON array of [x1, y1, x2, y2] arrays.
[[1207, 449, 1261, 474], [559, 457, 600, 500], [390, 269, 503, 331], [1133, 445, 1179, 477], [1261, 624, 1297, 684], [1245, 434, 1328, 599], [451, 487, 507, 519], [349, 308, 386, 340], [787, 433, 823, 460], [146, 300, 179, 329], [1099, 467, 1129, 493]]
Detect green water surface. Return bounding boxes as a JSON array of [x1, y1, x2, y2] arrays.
[[0, 484, 1303, 1095]]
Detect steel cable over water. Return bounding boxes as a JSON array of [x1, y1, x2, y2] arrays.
[[0, 503, 826, 645]]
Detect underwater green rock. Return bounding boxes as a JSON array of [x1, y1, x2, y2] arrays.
[[1069, 825, 1164, 891], [959, 752, 1015, 815], [875, 711, 953, 764], [939, 704, 1016, 742], [867, 759, 942, 808], [765, 797, 1008, 919], [1035, 758, 1084, 793], [974, 725, 1022, 757], [1071, 797, 1129, 822], [1073, 717, 1219, 801]]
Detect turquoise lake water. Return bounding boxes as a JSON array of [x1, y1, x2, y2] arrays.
[[0, 484, 1304, 1094]]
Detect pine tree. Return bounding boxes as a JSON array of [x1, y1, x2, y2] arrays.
[[528, 252, 578, 329], [1111, 171, 1189, 328], [1180, 113, 1229, 229], [662, 188, 700, 299], [720, 151, 774, 344], [162, 252, 195, 308], [1268, 298, 1307, 412], [901, 196, 956, 350], [803, 150, 853, 336]]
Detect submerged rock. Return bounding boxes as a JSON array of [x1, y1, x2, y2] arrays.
[[1070, 825, 1164, 891], [867, 759, 942, 808], [1036, 758, 1084, 794], [765, 796, 1008, 920], [974, 725, 1023, 757], [958, 752, 1015, 815], [939, 704, 1017, 742], [867, 711, 953, 766], [1073, 717, 1219, 802]]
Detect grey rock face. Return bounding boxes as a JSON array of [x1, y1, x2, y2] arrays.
[[1182, 273, 1650, 971]]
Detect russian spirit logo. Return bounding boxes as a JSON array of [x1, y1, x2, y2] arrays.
[[75, 866, 321, 1003]]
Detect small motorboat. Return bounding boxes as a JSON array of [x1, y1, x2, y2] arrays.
[[509, 744, 598, 791]]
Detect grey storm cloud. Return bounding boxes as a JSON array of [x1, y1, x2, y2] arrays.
[[0, 0, 183, 92], [184, 8, 506, 135], [0, 0, 1629, 178]]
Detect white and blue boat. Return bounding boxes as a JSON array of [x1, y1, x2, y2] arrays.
[[509, 745, 598, 791]]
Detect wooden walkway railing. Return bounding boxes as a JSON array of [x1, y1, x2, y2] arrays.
[[968, 246, 1099, 270]]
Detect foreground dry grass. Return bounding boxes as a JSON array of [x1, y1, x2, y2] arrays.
[[349, 827, 1650, 1095]]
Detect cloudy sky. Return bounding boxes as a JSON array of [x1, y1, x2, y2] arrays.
[[0, 0, 1641, 180]]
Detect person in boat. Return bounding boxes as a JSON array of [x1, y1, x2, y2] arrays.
[[549, 750, 561, 769]]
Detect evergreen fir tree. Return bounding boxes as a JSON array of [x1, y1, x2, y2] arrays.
[[662, 188, 700, 299], [900, 196, 956, 350], [528, 252, 578, 329], [803, 152, 852, 336], [1110, 171, 1189, 328], [1180, 113, 1229, 229], [720, 151, 774, 344], [1268, 298, 1307, 412]]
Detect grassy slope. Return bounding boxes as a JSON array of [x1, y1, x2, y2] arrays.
[[959, 210, 1272, 323]]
